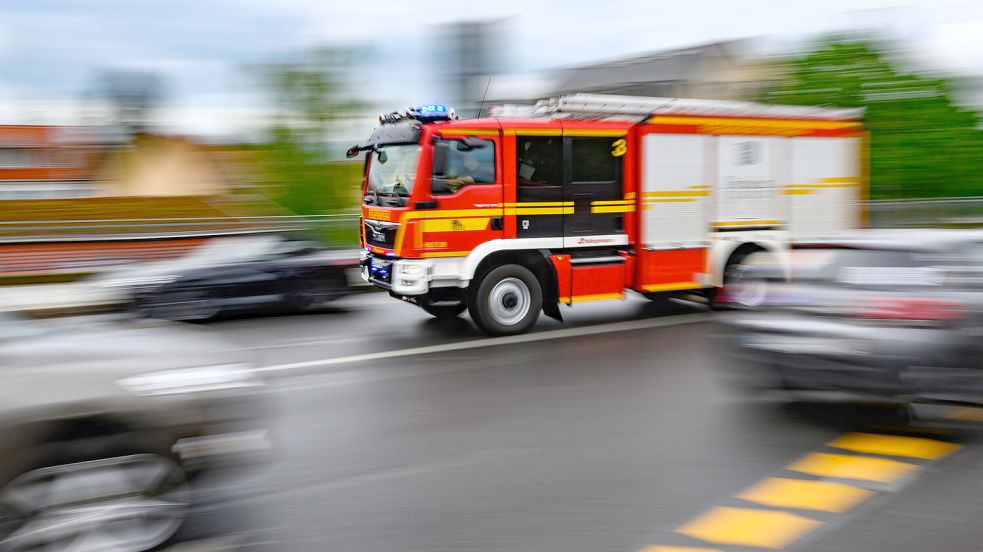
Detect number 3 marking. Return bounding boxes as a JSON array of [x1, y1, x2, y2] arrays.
[[611, 139, 627, 157]]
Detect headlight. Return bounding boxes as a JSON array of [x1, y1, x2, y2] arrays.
[[118, 363, 261, 396], [400, 263, 427, 277]]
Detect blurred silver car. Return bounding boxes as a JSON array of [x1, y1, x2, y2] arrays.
[[717, 229, 983, 405], [0, 313, 268, 551]]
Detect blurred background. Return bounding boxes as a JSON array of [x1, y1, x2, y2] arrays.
[[5, 0, 983, 281], [4, 1, 983, 551]]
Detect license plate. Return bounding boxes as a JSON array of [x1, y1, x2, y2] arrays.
[[371, 257, 387, 269]]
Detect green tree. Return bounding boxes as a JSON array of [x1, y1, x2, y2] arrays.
[[761, 36, 983, 199], [248, 48, 367, 244]]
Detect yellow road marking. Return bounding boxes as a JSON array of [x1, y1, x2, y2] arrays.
[[829, 433, 961, 460], [787, 452, 917, 483], [640, 547, 721, 552], [737, 477, 874, 513], [677, 507, 821, 549]]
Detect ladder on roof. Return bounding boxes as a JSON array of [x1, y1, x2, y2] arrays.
[[490, 93, 863, 121]]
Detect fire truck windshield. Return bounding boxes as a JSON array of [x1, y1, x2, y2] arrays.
[[365, 144, 422, 206]]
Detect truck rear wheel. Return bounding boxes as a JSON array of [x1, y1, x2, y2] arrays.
[[469, 264, 542, 336]]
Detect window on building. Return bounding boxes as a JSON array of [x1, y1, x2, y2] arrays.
[[431, 138, 496, 195]]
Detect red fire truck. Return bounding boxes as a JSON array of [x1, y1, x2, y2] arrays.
[[349, 94, 866, 335]]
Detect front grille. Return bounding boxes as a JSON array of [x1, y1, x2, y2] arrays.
[[364, 220, 398, 249]]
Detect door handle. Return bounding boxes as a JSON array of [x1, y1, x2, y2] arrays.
[[490, 216, 504, 231]]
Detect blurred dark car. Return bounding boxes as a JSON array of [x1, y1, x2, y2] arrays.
[[716, 229, 983, 406], [0, 313, 268, 551], [89, 234, 359, 321]]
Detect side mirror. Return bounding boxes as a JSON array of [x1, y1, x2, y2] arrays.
[[432, 142, 450, 176], [461, 136, 487, 149], [345, 146, 360, 159]]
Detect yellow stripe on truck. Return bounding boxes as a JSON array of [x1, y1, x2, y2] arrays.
[[421, 218, 490, 232]]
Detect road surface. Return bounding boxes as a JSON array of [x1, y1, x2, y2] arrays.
[[174, 293, 983, 551]]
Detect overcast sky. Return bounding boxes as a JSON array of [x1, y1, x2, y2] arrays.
[[2, 0, 983, 138]]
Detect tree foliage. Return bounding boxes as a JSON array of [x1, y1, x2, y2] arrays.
[[248, 48, 366, 244], [761, 37, 983, 199]]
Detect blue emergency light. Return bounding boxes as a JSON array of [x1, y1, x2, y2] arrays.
[[413, 104, 457, 122], [379, 104, 458, 125]]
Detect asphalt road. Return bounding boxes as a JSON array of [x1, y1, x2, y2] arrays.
[[179, 293, 983, 552]]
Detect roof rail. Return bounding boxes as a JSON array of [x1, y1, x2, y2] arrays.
[[490, 93, 863, 121]]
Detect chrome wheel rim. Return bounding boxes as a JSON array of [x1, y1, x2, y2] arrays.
[[488, 277, 530, 327], [0, 454, 190, 552], [725, 264, 768, 308]]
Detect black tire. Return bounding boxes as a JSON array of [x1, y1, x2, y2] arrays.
[[292, 275, 346, 312], [711, 248, 767, 310], [136, 289, 220, 321], [0, 433, 190, 552], [468, 264, 542, 336], [421, 302, 467, 320]]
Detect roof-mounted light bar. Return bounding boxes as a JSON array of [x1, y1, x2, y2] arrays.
[[379, 104, 458, 125]]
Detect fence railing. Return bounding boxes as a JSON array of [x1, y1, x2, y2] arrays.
[[0, 213, 362, 244], [867, 197, 983, 228], [2, 198, 983, 243]]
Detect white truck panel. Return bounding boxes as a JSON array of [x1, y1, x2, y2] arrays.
[[788, 137, 861, 240], [715, 136, 785, 224], [640, 134, 710, 248]]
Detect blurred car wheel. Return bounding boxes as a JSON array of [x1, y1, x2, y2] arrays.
[[137, 290, 220, 322], [0, 453, 190, 552], [291, 276, 346, 312]]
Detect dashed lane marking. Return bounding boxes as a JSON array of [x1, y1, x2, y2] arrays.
[[787, 452, 918, 484], [257, 313, 710, 374], [639, 547, 721, 552], [829, 432, 962, 460], [737, 477, 874, 513], [644, 431, 963, 552], [677, 506, 822, 549]]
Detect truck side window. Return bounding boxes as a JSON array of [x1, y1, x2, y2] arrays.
[[432, 139, 496, 195], [571, 137, 618, 183], [516, 137, 563, 202]]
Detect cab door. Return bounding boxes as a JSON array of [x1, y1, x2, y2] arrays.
[[562, 134, 627, 243]]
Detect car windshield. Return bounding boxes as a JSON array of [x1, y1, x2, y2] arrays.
[[365, 144, 421, 203], [185, 236, 282, 263]]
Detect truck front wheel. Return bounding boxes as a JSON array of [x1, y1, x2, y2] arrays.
[[469, 264, 542, 336]]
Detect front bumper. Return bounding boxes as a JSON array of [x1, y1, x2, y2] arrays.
[[360, 253, 432, 295]]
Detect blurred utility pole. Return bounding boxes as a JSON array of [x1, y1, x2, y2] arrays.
[[435, 20, 508, 117], [94, 71, 166, 137]]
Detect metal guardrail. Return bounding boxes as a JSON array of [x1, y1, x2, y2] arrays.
[[867, 197, 983, 228], [0, 214, 362, 244], [1, 198, 982, 243]]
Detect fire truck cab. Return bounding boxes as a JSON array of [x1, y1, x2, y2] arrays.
[[351, 95, 865, 335]]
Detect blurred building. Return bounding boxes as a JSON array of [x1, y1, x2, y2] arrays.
[[489, 39, 772, 106], [436, 20, 507, 116], [97, 134, 233, 197], [0, 125, 107, 200]]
